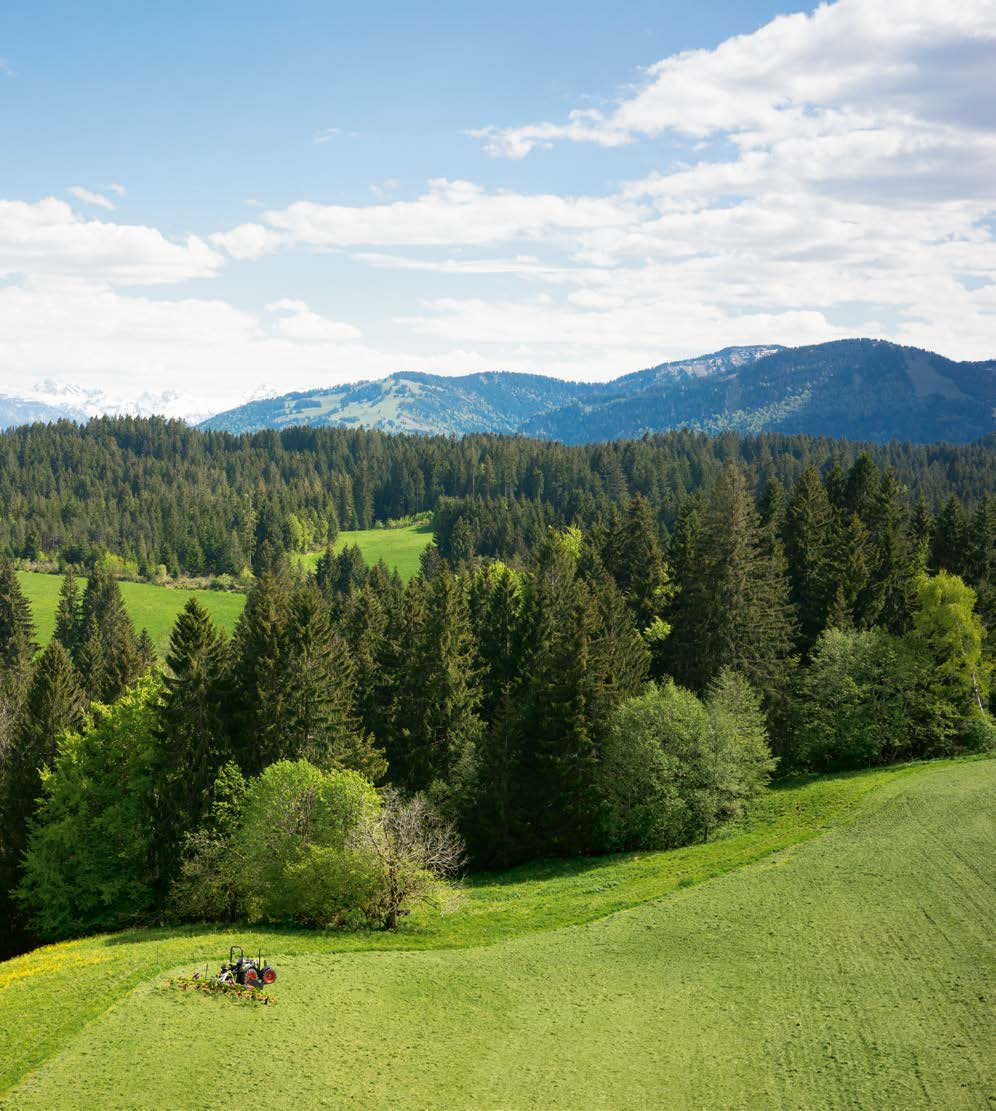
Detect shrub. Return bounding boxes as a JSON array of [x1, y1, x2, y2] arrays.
[[594, 673, 774, 852]]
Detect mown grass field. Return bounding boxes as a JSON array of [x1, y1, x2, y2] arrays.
[[2, 758, 992, 1108], [293, 521, 434, 581], [17, 572, 247, 654], [17, 527, 432, 653]]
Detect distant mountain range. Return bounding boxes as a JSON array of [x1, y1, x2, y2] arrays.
[[0, 380, 202, 429], [199, 340, 994, 444], [3, 339, 993, 443]]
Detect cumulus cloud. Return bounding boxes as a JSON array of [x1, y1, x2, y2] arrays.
[[0, 197, 223, 285], [266, 298, 362, 341], [67, 186, 117, 211], [474, 0, 996, 161]]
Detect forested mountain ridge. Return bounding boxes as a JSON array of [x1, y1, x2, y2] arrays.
[[200, 340, 994, 443]]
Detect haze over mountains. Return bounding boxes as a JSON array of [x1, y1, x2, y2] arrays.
[[3, 339, 993, 444], [199, 339, 994, 444]]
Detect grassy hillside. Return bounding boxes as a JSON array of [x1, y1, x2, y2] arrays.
[[294, 522, 434, 581], [17, 572, 246, 654], [17, 527, 431, 650], [3, 758, 992, 1108]]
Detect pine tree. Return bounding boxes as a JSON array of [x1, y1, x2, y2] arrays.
[[861, 467, 919, 634], [929, 495, 969, 577], [784, 466, 835, 651], [281, 584, 386, 779], [153, 599, 232, 892], [668, 463, 796, 696], [76, 567, 142, 703], [602, 494, 674, 635], [0, 558, 37, 683], [53, 569, 82, 658], [388, 569, 482, 793], [1, 641, 85, 943], [230, 568, 293, 773]]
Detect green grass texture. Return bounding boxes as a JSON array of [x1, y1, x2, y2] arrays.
[[293, 522, 434, 581], [17, 572, 247, 656], [17, 526, 432, 654], [3, 757, 992, 1108]]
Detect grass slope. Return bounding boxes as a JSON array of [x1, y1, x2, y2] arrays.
[[293, 522, 434, 581], [17, 572, 246, 654], [3, 759, 993, 1107], [17, 527, 431, 652]]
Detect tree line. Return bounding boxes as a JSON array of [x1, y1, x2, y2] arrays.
[[1, 449, 991, 956], [1, 416, 992, 578]]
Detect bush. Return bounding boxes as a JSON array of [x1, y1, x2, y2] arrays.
[[594, 672, 774, 852], [171, 760, 464, 930], [789, 627, 946, 772]]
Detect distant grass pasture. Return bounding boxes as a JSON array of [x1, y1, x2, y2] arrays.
[[17, 572, 246, 654], [293, 521, 434, 581], [17, 526, 432, 653], [3, 758, 992, 1108]]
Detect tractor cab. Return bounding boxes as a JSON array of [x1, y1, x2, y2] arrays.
[[217, 945, 277, 988]]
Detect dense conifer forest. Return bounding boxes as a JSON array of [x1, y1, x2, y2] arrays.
[[0, 417, 992, 958]]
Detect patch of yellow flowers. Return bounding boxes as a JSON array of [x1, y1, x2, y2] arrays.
[[0, 941, 110, 994]]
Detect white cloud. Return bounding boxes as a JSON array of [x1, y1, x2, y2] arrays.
[[313, 127, 358, 144], [0, 57, 13, 77], [107, 183, 127, 197], [265, 298, 362, 341], [0, 197, 223, 284], [214, 179, 641, 254], [475, 0, 996, 160], [67, 186, 117, 211]]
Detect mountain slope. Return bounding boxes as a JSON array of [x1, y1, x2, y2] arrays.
[[527, 339, 993, 444], [201, 340, 995, 444]]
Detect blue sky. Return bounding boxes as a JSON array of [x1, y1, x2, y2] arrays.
[[1, 0, 994, 417]]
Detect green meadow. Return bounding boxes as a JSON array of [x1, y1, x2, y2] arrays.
[[293, 521, 434, 581], [3, 758, 992, 1108], [16, 525, 432, 653], [17, 572, 247, 655]]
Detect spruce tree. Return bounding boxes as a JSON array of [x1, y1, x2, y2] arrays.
[[1, 641, 85, 946], [860, 467, 919, 634], [53, 569, 82, 658], [153, 599, 232, 892], [668, 463, 796, 696], [388, 569, 482, 793], [281, 584, 386, 779], [77, 567, 143, 703], [230, 567, 293, 773], [929, 495, 969, 577], [785, 466, 835, 651], [0, 558, 37, 682]]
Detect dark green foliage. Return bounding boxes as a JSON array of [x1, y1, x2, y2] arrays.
[[387, 570, 482, 793], [76, 567, 144, 702], [667, 463, 796, 697], [0, 558, 36, 682], [53, 568, 82, 657], [930, 495, 969, 578], [785, 466, 835, 650], [152, 599, 232, 892]]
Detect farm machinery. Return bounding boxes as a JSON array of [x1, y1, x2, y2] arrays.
[[166, 945, 278, 1003], [210, 946, 278, 989]]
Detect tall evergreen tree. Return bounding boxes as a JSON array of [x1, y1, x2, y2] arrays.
[[76, 567, 143, 703], [930, 494, 969, 577], [152, 599, 232, 893], [53, 569, 82, 658], [281, 584, 386, 780], [784, 466, 835, 651], [668, 463, 796, 697], [0, 641, 85, 952], [388, 569, 482, 793], [0, 558, 37, 683]]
